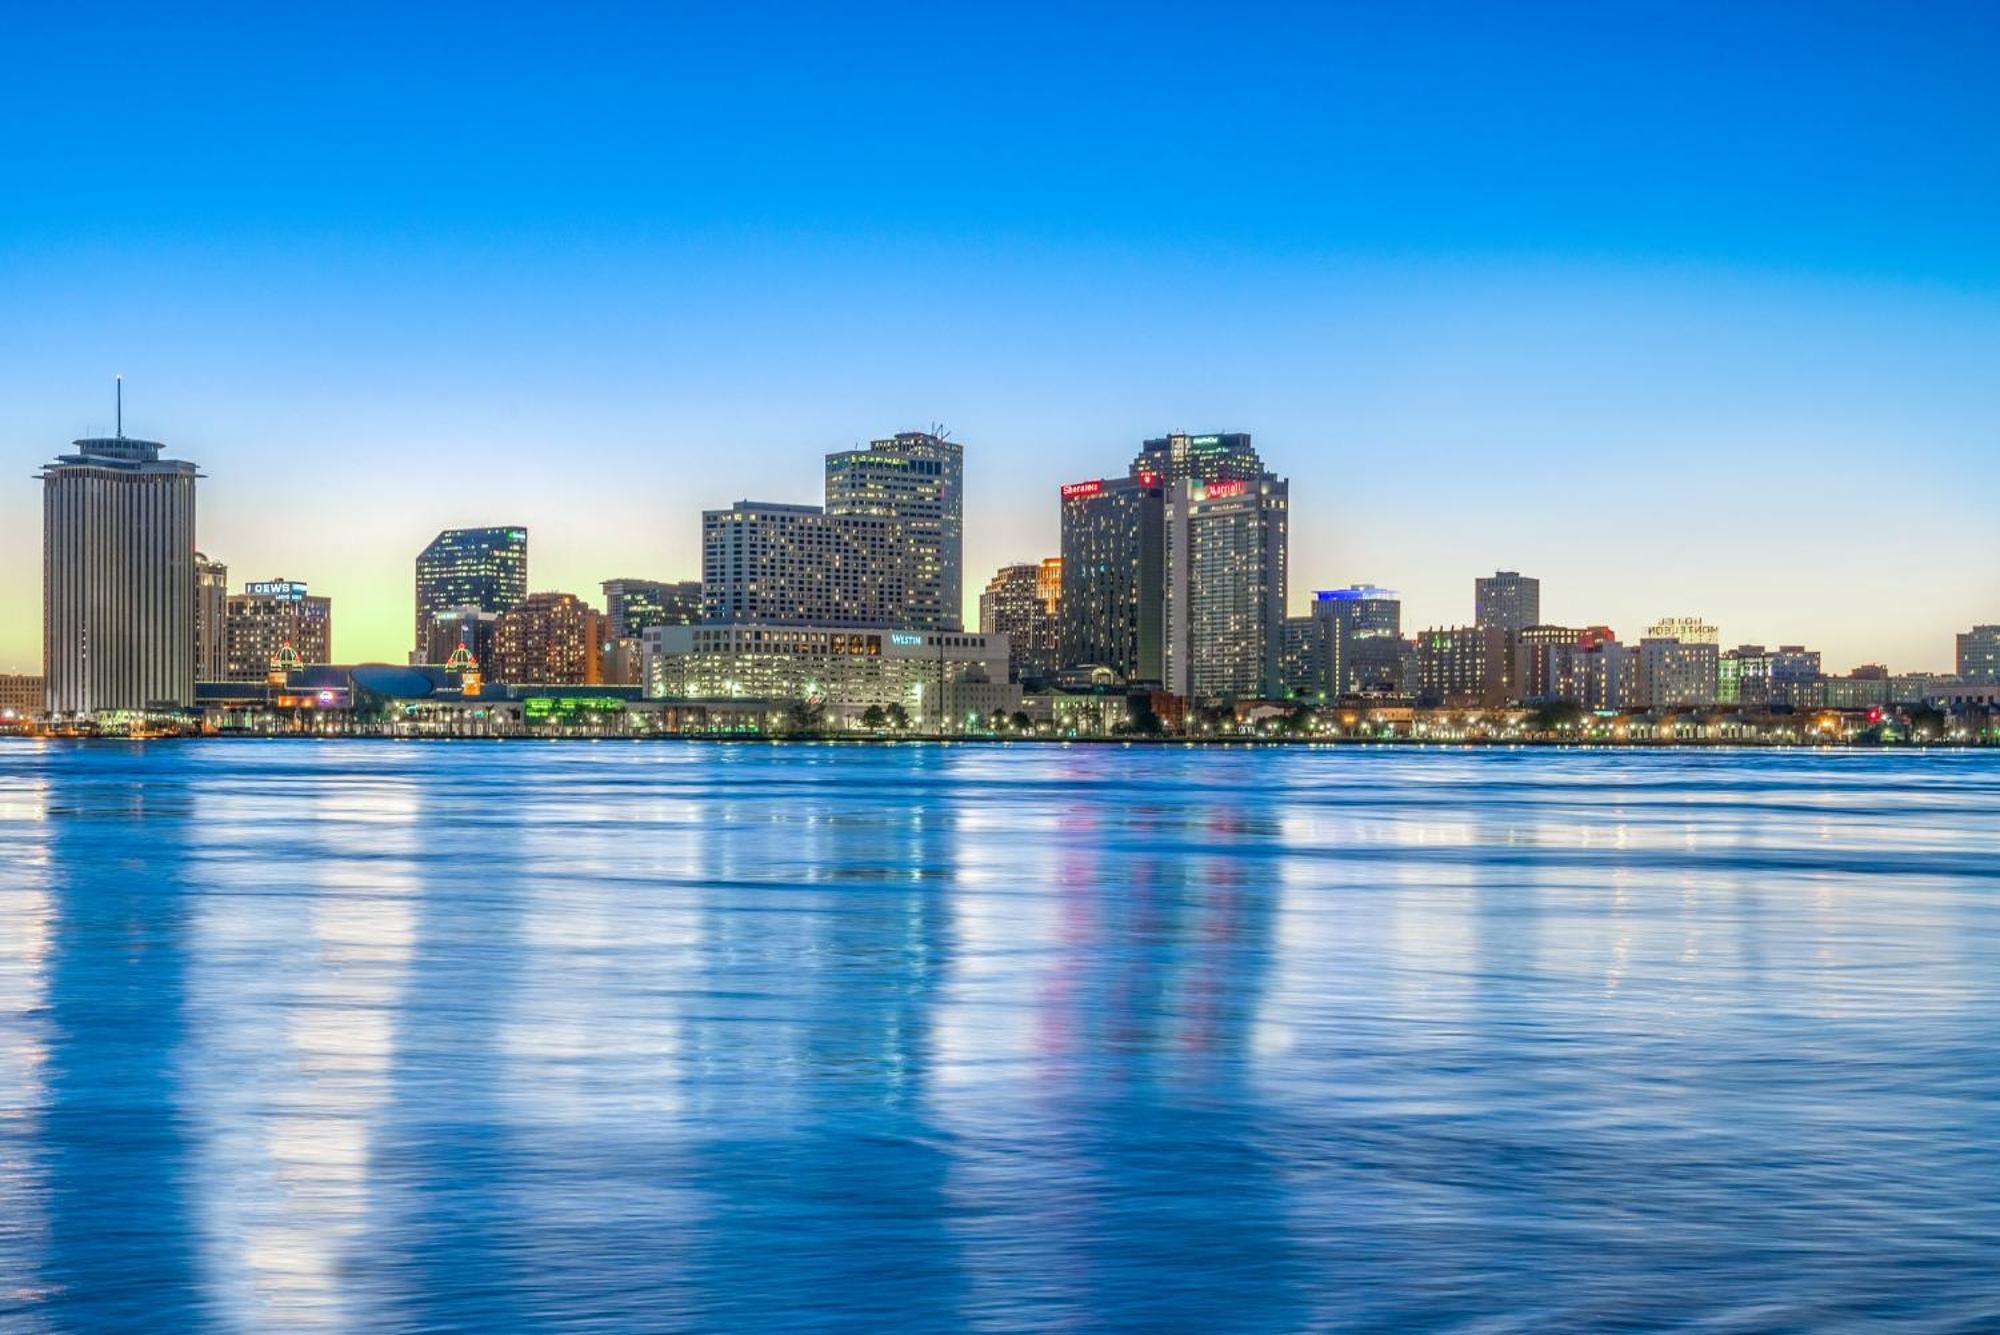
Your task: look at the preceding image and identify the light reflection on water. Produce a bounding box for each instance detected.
[0,741,1996,1330]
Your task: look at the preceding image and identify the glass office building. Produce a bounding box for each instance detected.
[414,526,527,658]
[1058,475,1166,684]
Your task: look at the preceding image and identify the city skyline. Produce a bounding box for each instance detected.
[7,12,2000,1331]
[1,401,1990,678]
[4,6,1998,672]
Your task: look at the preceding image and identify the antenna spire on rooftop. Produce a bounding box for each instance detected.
[115,375,123,438]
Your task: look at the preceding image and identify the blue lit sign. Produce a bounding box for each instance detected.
[890,633,924,646]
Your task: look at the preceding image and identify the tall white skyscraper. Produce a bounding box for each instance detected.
[40,404,200,716]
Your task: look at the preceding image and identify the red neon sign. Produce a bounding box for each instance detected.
[1203,479,1249,499]
[1061,480,1104,499]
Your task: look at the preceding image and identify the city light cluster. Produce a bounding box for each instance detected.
[11,414,1996,741]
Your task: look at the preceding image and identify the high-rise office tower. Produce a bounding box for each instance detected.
[601,578,703,640]
[224,579,334,680]
[414,526,528,656]
[1311,586,1404,697]
[194,552,229,682]
[1474,570,1541,633]
[490,592,605,685]
[824,430,964,630]
[979,563,1060,683]
[1164,475,1289,700]
[40,403,200,716]
[702,502,906,627]
[1958,625,2000,683]
[1058,475,1166,682]
[1130,432,1263,487]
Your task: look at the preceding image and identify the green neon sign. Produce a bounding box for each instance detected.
[523,696,624,720]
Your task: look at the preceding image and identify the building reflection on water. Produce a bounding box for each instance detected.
[0,762,51,1320]
[179,753,421,1328]
[925,762,1304,1328]
[28,746,203,1327]
[0,742,1996,1329]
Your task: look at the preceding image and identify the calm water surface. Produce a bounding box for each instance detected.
[0,741,1995,1331]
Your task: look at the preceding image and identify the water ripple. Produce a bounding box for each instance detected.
[0,741,1995,1330]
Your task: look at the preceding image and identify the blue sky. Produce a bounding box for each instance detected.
[2,1,1996,670]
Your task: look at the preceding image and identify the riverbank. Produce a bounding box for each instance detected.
[6,731,1995,749]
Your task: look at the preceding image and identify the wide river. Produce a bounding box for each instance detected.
[0,741,1995,1330]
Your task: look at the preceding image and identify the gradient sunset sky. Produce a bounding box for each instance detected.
[3,2,1996,674]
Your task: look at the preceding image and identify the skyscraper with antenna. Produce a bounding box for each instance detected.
[39,381,201,715]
